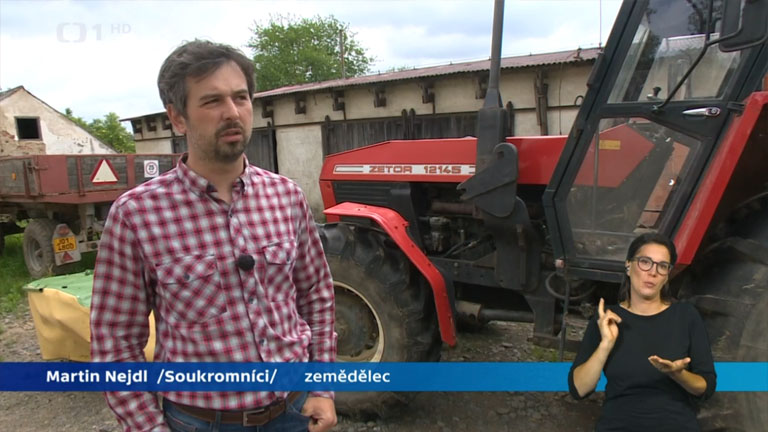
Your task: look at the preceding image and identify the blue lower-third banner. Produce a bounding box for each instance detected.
[0,362,765,392]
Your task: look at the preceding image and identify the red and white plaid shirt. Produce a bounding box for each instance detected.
[90,156,336,432]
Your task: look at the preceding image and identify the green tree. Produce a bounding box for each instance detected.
[64,108,90,130]
[89,113,135,153]
[65,109,135,153]
[247,14,373,92]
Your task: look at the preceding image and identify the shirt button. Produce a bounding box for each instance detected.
[248,298,256,304]
[259,339,266,346]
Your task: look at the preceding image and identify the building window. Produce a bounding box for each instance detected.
[16,117,41,140]
[162,115,172,130]
[147,117,157,132]
[131,119,143,136]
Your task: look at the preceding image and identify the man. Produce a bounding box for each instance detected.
[90,40,337,432]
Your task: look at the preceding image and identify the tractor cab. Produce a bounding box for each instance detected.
[542,0,768,279]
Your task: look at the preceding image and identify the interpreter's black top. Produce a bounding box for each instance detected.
[568,302,716,432]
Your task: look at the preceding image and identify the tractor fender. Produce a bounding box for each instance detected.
[324,202,457,346]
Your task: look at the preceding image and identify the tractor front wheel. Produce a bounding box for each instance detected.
[320,223,441,418]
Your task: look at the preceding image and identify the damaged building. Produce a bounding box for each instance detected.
[0,86,115,157]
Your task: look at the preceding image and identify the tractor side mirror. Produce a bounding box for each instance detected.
[719,0,768,52]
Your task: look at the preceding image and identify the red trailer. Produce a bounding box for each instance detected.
[0,153,180,278]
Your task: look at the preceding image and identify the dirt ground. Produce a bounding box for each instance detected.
[0,303,602,432]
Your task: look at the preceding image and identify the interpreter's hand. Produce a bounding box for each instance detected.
[648,355,691,376]
[302,396,337,432]
[597,298,622,350]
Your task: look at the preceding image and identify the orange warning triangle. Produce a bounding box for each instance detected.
[90,159,119,184]
[61,251,74,263]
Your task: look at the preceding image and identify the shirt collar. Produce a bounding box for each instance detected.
[176,153,252,197]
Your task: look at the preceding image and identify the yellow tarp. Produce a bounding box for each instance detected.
[25,272,156,361]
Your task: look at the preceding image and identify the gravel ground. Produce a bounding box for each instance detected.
[0,302,602,432]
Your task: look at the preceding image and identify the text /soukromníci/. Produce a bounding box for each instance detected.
[157,368,277,385]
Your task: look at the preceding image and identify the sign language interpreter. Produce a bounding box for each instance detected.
[567,233,716,432]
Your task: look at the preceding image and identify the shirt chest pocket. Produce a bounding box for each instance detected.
[263,241,297,265]
[257,240,298,302]
[155,256,227,324]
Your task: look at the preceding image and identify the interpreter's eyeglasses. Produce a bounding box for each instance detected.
[631,256,672,275]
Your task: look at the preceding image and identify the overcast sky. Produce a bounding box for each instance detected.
[0,0,621,124]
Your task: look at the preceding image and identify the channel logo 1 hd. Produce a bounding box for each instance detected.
[56,22,131,43]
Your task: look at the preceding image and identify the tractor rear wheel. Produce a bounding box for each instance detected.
[319,223,441,418]
[684,194,768,432]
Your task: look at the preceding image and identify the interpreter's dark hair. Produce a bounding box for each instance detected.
[618,232,678,306]
[157,40,254,117]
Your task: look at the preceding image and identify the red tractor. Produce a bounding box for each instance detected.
[318,0,768,429]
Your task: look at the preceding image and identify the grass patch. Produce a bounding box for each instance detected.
[529,344,577,362]
[530,345,560,362]
[0,234,33,313]
[0,233,96,313]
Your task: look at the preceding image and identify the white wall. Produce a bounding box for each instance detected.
[275,125,325,219]
[253,64,591,133]
[250,63,594,216]
[135,138,173,154]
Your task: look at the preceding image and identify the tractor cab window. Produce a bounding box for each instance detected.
[556,0,747,263]
[565,117,701,260]
[608,0,741,103]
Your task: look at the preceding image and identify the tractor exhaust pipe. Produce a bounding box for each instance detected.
[458,0,516,218]
[487,0,504,109]
[456,0,542,294]
[474,0,508,174]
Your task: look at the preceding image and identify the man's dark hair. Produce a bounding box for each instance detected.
[157,40,255,117]
[618,232,678,305]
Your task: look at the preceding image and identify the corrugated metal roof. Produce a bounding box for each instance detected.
[659,34,705,53]
[253,47,600,100]
[120,112,166,122]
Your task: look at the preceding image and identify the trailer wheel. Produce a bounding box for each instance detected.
[683,194,768,432]
[320,223,441,418]
[22,219,73,279]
